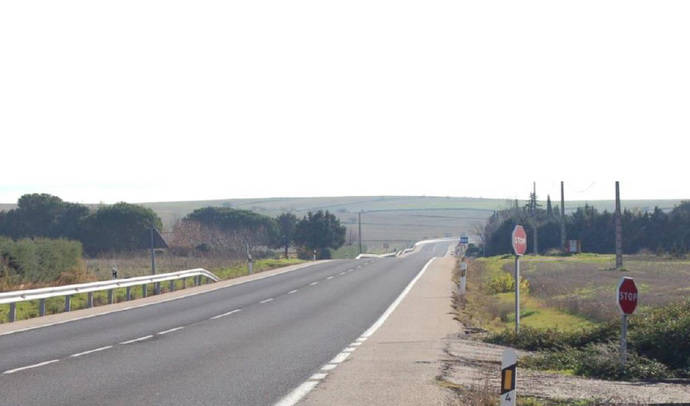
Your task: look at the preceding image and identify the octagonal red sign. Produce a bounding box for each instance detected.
[617,277,638,315]
[512,225,527,256]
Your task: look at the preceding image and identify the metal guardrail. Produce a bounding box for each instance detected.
[0,268,220,323]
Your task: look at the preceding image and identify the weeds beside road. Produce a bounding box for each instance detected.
[444,254,690,404]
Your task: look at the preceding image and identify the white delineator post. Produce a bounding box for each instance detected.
[501,348,517,406]
[459,261,468,294]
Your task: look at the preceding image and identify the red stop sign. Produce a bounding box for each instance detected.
[512,225,527,256]
[617,277,638,315]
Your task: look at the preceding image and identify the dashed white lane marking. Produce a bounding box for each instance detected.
[119,335,153,345]
[330,352,350,364]
[274,256,438,406]
[260,298,274,304]
[309,282,318,286]
[288,289,298,294]
[326,276,334,280]
[210,309,242,320]
[310,373,328,380]
[339,272,346,276]
[70,346,113,358]
[158,326,185,335]
[3,359,59,374]
[0,261,326,338]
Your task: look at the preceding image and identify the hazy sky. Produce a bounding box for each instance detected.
[1,1,688,204]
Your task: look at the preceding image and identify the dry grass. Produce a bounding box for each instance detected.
[513,254,690,322]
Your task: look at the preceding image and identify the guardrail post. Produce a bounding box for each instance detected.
[142,284,147,298]
[154,282,160,295]
[65,295,71,312]
[169,280,174,292]
[108,289,114,304]
[87,292,94,308]
[194,276,200,286]
[9,303,16,322]
[39,299,46,316]
[182,278,187,289]
[126,287,131,301]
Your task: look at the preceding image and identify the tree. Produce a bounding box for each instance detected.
[546,195,553,218]
[274,213,297,258]
[79,202,162,255]
[183,207,278,255]
[294,210,346,259]
[0,194,90,240]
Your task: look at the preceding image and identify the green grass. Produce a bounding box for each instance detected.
[213,258,304,280]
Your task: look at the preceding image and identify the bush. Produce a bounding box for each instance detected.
[523,342,672,380]
[629,299,690,373]
[486,273,529,294]
[0,237,84,285]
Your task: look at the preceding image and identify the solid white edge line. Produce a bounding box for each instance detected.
[310,373,328,381]
[274,256,438,406]
[0,261,328,337]
[70,345,113,358]
[158,326,184,335]
[119,335,153,345]
[3,359,59,374]
[330,352,350,364]
[274,381,319,406]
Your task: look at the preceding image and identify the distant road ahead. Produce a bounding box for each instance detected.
[0,241,450,406]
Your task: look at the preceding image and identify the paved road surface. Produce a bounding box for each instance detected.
[0,241,450,406]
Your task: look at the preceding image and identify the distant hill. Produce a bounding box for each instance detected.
[1,196,683,251]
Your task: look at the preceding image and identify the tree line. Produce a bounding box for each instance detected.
[481,198,690,256]
[0,193,346,259]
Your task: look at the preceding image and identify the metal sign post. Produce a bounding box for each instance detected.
[459,262,468,294]
[501,348,517,406]
[617,277,638,368]
[511,225,527,334]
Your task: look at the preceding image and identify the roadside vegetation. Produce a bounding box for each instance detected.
[0,193,352,323]
[456,254,690,382]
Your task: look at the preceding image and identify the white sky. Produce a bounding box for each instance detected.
[1,1,688,204]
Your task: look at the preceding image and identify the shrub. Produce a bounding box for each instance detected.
[0,237,84,285]
[523,342,672,380]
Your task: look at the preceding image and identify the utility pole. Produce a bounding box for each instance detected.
[532,182,538,255]
[560,181,566,252]
[358,211,363,254]
[150,226,159,295]
[615,181,623,269]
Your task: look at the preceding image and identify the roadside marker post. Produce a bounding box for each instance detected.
[511,225,527,334]
[459,261,468,294]
[501,348,517,406]
[617,277,638,367]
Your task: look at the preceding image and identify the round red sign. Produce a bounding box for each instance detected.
[512,225,527,256]
[617,277,638,315]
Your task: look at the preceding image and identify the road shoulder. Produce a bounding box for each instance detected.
[301,255,459,405]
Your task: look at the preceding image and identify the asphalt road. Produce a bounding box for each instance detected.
[0,241,450,406]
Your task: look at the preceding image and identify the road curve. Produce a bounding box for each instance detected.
[0,241,450,406]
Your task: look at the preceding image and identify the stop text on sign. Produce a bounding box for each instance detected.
[619,292,637,301]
